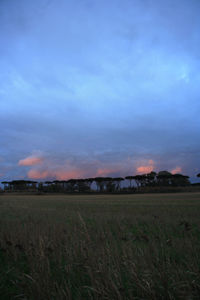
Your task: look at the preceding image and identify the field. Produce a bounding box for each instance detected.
[0,193,200,299]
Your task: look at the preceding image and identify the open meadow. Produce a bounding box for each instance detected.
[0,192,200,299]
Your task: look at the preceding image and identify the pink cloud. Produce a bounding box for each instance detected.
[136,159,155,174]
[18,156,43,166]
[96,167,120,176]
[55,170,84,180]
[27,169,50,179]
[137,166,154,173]
[171,167,182,174]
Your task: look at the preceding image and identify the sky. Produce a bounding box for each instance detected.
[0,0,200,182]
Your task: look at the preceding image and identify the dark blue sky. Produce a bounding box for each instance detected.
[0,0,200,182]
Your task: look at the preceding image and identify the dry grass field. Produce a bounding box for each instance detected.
[0,192,200,299]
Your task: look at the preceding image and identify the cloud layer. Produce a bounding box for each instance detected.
[0,0,200,182]
[18,156,43,166]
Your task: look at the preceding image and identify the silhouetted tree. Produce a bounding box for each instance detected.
[38,182,44,191]
[85,178,94,191]
[146,172,157,186]
[171,174,190,186]
[44,181,53,192]
[1,181,9,190]
[76,179,91,192]
[125,176,135,190]
[94,177,113,192]
[67,179,77,192]
[133,175,141,189]
[99,177,111,192]
[157,171,172,186]
[52,180,63,192]
[113,177,124,191]
[7,180,37,191]
[105,178,116,192]
[94,177,103,192]
[61,180,69,190]
[133,175,147,188]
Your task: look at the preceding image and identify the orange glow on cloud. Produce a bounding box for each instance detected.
[96,168,119,176]
[137,166,154,173]
[27,169,49,179]
[136,159,155,174]
[171,167,182,174]
[19,156,43,166]
[55,170,84,180]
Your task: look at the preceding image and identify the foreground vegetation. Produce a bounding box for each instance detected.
[0,193,200,299]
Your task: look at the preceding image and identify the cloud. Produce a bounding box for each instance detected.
[55,169,84,180]
[18,156,43,166]
[27,167,85,180]
[27,169,49,179]
[0,0,200,184]
[171,166,182,174]
[96,167,120,177]
[136,159,155,174]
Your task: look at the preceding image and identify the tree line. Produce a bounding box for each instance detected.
[1,171,200,193]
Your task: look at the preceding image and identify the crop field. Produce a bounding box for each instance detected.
[0,192,200,299]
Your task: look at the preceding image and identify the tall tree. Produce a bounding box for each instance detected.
[157,171,172,186]
[76,179,91,192]
[94,177,105,192]
[171,174,190,186]
[146,172,157,186]
[1,181,9,190]
[84,178,94,192]
[133,175,141,189]
[125,176,135,190]
[133,175,146,188]
[105,177,116,192]
[67,179,77,192]
[113,177,124,191]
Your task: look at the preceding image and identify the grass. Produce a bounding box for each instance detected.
[0,192,200,299]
